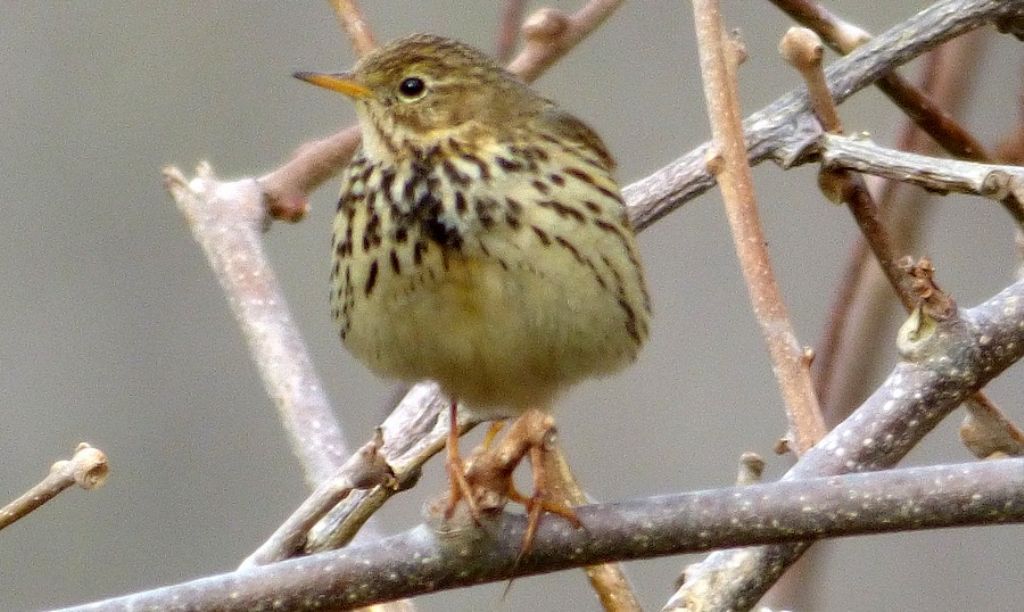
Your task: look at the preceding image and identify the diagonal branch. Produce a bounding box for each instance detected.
[667,266,1024,607]
[625,0,1022,231]
[0,443,108,532]
[59,456,1024,611]
[165,166,350,487]
[691,0,825,451]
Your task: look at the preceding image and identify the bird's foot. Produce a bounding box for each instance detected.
[462,409,583,555]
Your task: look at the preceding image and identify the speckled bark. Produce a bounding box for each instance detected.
[60,457,1024,611]
[669,278,1024,610]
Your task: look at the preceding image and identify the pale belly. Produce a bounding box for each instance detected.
[340,239,640,416]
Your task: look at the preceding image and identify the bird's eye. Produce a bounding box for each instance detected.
[398,76,427,100]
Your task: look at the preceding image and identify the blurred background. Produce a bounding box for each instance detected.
[2,2,1022,610]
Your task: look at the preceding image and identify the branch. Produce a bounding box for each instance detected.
[692,0,825,452]
[327,0,376,56]
[59,457,1024,611]
[768,0,993,163]
[506,0,624,83]
[625,0,1021,231]
[164,166,350,488]
[669,272,1024,608]
[817,133,1024,202]
[495,0,528,63]
[0,443,108,532]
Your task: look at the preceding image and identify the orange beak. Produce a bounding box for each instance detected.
[293,71,372,100]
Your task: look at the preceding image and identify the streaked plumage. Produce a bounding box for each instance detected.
[317,34,650,418]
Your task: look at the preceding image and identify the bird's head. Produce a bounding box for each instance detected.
[295,34,541,157]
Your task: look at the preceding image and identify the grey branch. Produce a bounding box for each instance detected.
[818,132,1024,202]
[624,0,1020,230]
[669,279,1024,606]
[164,165,349,488]
[58,457,1024,611]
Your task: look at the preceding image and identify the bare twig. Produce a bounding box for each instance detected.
[960,393,1024,458]
[817,133,1024,201]
[506,0,624,83]
[327,0,377,57]
[165,166,349,488]
[0,443,108,532]
[812,31,984,419]
[692,0,826,453]
[240,429,398,568]
[768,0,992,162]
[260,126,361,223]
[495,0,528,63]
[304,383,482,553]
[60,457,1024,611]
[543,444,642,612]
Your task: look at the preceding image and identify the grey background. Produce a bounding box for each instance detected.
[2,2,1021,610]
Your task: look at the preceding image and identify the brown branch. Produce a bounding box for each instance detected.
[327,0,377,57]
[59,457,1024,611]
[811,32,982,419]
[506,0,624,83]
[495,0,528,63]
[542,444,642,612]
[691,0,826,453]
[0,443,108,532]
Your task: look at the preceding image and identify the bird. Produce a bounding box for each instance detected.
[296,33,650,539]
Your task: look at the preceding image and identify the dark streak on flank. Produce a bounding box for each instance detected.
[389,249,401,274]
[365,259,379,297]
[617,296,641,344]
[531,179,550,195]
[531,225,551,246]
[495,156,523,172]
[537,199,585,222]
[441,158,470,186]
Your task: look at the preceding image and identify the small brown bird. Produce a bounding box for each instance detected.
[297,34,650,530]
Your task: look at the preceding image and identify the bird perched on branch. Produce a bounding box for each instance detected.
[296,33,650,543]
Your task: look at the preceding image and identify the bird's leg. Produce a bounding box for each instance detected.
[444,400,482,522]
[516,415,582,555]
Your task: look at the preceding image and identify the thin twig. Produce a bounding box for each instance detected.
[240,430,397,568]
[0,443,108,532]
[506,0,625,83]
[960,392,1024,458]
[811,32,982,419]
[59,457,1024,611]
[626,0,1017,231]
[327,0,377,56]
[691,0,826,453]
[768,0,992,162]
[817,133,1024,200]
[543,445,642,612]
[495,0,528,63]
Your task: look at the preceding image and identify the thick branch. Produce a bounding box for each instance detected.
[164,166,349,487]
[669,273,1024,608]
[60,457,1024,611]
